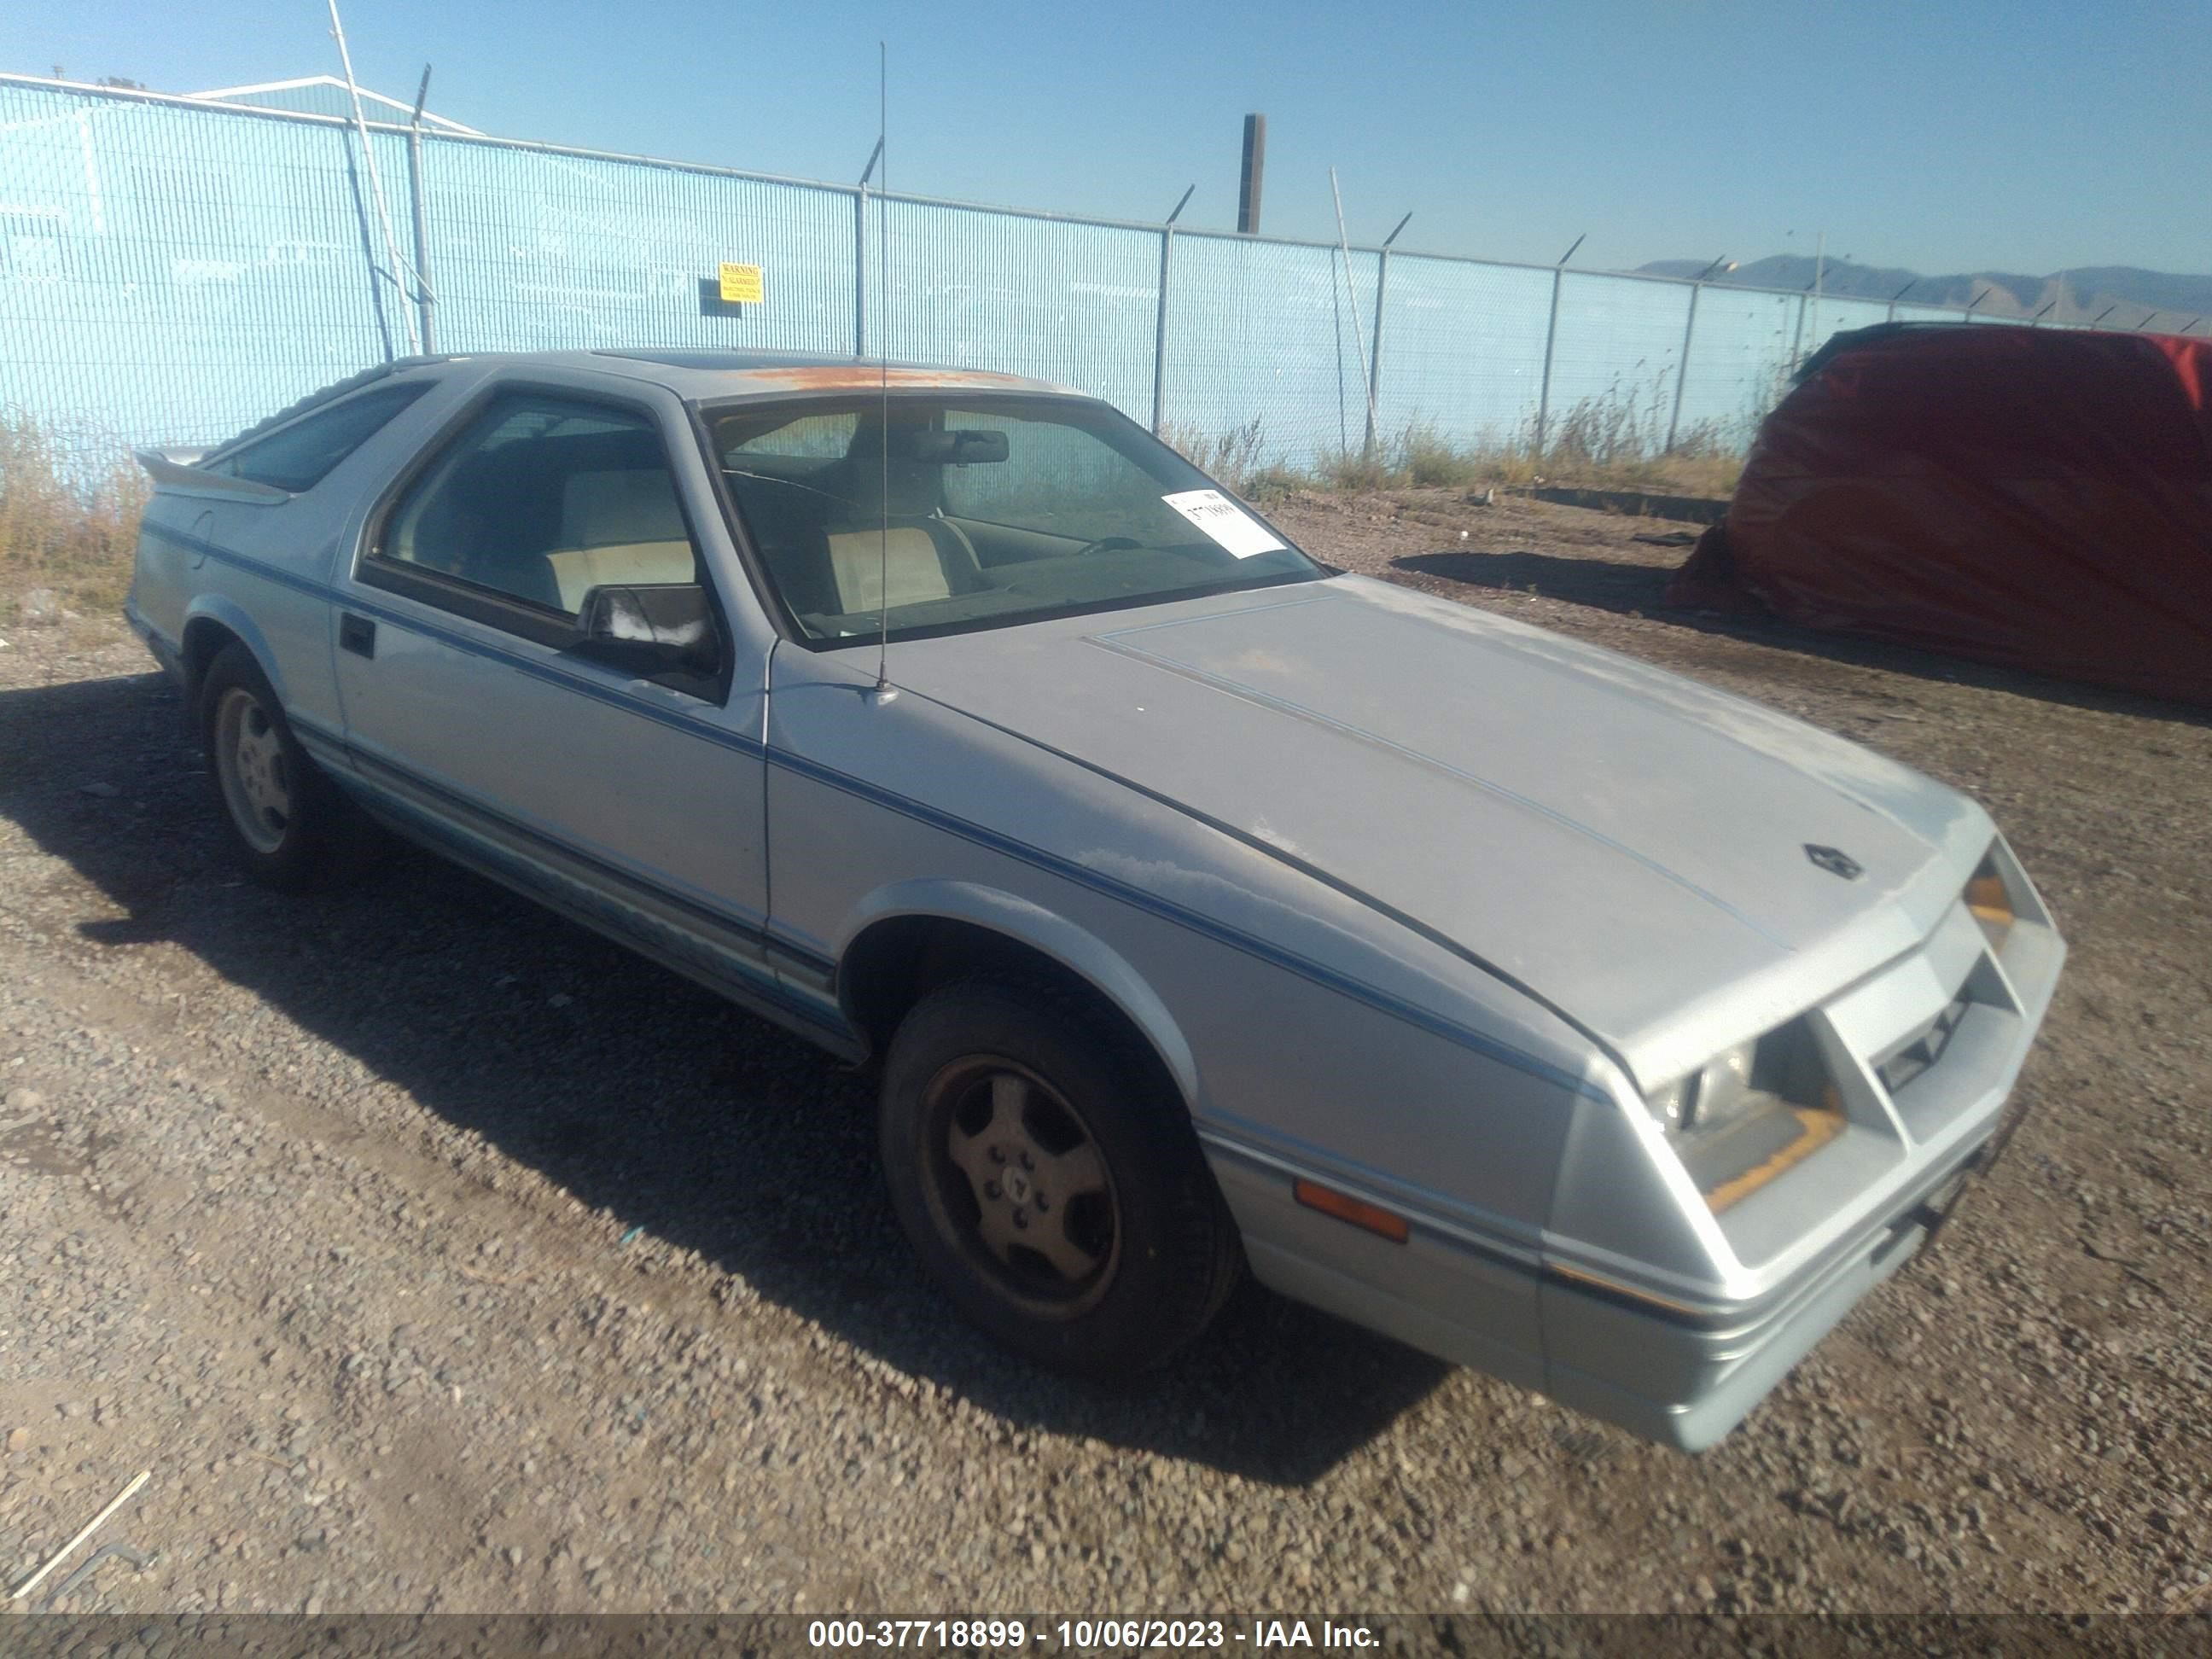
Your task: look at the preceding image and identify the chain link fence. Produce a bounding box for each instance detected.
[3,73,2132,478]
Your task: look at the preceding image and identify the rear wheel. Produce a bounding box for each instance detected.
[198,643,370,891]
[878,977,1243,1375]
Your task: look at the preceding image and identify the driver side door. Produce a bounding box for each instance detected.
[329,377,795,1023]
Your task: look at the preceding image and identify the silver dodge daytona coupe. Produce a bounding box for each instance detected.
[126,350,2063,1449]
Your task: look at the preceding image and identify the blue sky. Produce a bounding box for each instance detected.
[11,1,2209,276]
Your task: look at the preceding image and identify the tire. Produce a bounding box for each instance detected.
[878,976,1243,1375]
[197,643,372,892]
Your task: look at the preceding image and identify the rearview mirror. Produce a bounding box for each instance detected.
[572,584,720,678]
[907,428,1009,465]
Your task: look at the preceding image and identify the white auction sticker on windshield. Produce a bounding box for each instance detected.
[1161,489,1285,558]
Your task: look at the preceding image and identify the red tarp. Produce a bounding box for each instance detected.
[1664,323,2212,704]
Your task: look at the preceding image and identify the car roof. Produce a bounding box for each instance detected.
[400,348,1080,404]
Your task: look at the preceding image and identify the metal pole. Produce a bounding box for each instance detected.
[854,138,882,359]
[2030,300,2054,327]
[1328,169,1377,461]
[328,0,420,356]
[1887,279,1915,323]
[1237,114,1266,235]
[1664,280,1703,453]
[1532,233,1582,457]
[2091,305,2117,328]
[1534,269,1563,457]
[1150,186,1192,435]
[406,64,436,353]
[1365,212,1410,459]
[1150,230,1173,434]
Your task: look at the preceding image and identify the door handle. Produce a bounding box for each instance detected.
[339,614,375,659]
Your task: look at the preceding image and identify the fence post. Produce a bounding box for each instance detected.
[405,123,436,354]
[853,138,883,359]
[1534,268,1563,456]
[853,183,868,358]
[1364,212,1410,462]
[1533,234,1582,457]
[404,67,437,354]
[1151,224,1173,434]
[1150,185,1194,436]
[1364,250,1388,458]
[1663,281,1702,454]
[1789,291,1808,370]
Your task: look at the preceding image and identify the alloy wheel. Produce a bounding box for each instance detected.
[213,686,293,854]
[921,1056,1122,1318]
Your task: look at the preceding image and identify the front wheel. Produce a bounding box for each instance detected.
[878,977,1243,1375]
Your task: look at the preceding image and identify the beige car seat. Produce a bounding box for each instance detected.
[545,469,697,612]
[816,439,984,615]
[825,526,962,612]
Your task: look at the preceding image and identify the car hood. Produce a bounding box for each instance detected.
[886,575,1992,1082]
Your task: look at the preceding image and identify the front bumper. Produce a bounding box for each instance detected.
[1224,1132,1987,1452]
[1219,843,2061,1452]
[1535,854,2062,1450]
[1536,1144,1981,1451]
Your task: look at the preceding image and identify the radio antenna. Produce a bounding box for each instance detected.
[871,39,895,700]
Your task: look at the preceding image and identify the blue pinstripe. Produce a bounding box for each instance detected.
[160,524,1609,1103]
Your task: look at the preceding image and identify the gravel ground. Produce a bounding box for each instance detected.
[1,492,2207,1621]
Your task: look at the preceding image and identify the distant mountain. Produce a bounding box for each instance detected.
[1634,255,2212,329]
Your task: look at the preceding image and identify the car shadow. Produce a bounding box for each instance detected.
[0,667,1452,1487]
[1390,548,2212,729]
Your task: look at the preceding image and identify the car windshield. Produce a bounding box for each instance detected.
[702,395,1324,643]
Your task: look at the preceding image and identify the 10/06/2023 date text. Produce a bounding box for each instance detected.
[806,1618,1380,1650]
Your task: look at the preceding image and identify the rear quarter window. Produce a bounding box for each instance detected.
[201,381,432,494]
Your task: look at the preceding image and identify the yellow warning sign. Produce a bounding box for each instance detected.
[717,263,764,305]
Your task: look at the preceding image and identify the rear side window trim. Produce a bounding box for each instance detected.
[199,381,434,494]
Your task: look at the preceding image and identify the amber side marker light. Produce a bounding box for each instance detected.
[1294,1179,1411,1243]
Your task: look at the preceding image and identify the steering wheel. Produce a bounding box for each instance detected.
[1072,535,1143,558]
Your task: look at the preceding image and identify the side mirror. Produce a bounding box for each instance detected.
[572,583,720,678]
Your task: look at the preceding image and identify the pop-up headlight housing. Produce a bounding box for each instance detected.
[1642,1021,1844,1213]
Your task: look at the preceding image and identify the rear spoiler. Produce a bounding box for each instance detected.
[132,449,291,504]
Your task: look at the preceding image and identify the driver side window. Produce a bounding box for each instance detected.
[375,394,701,621]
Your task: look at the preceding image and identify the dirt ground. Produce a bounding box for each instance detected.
[1,489,2207,1621]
